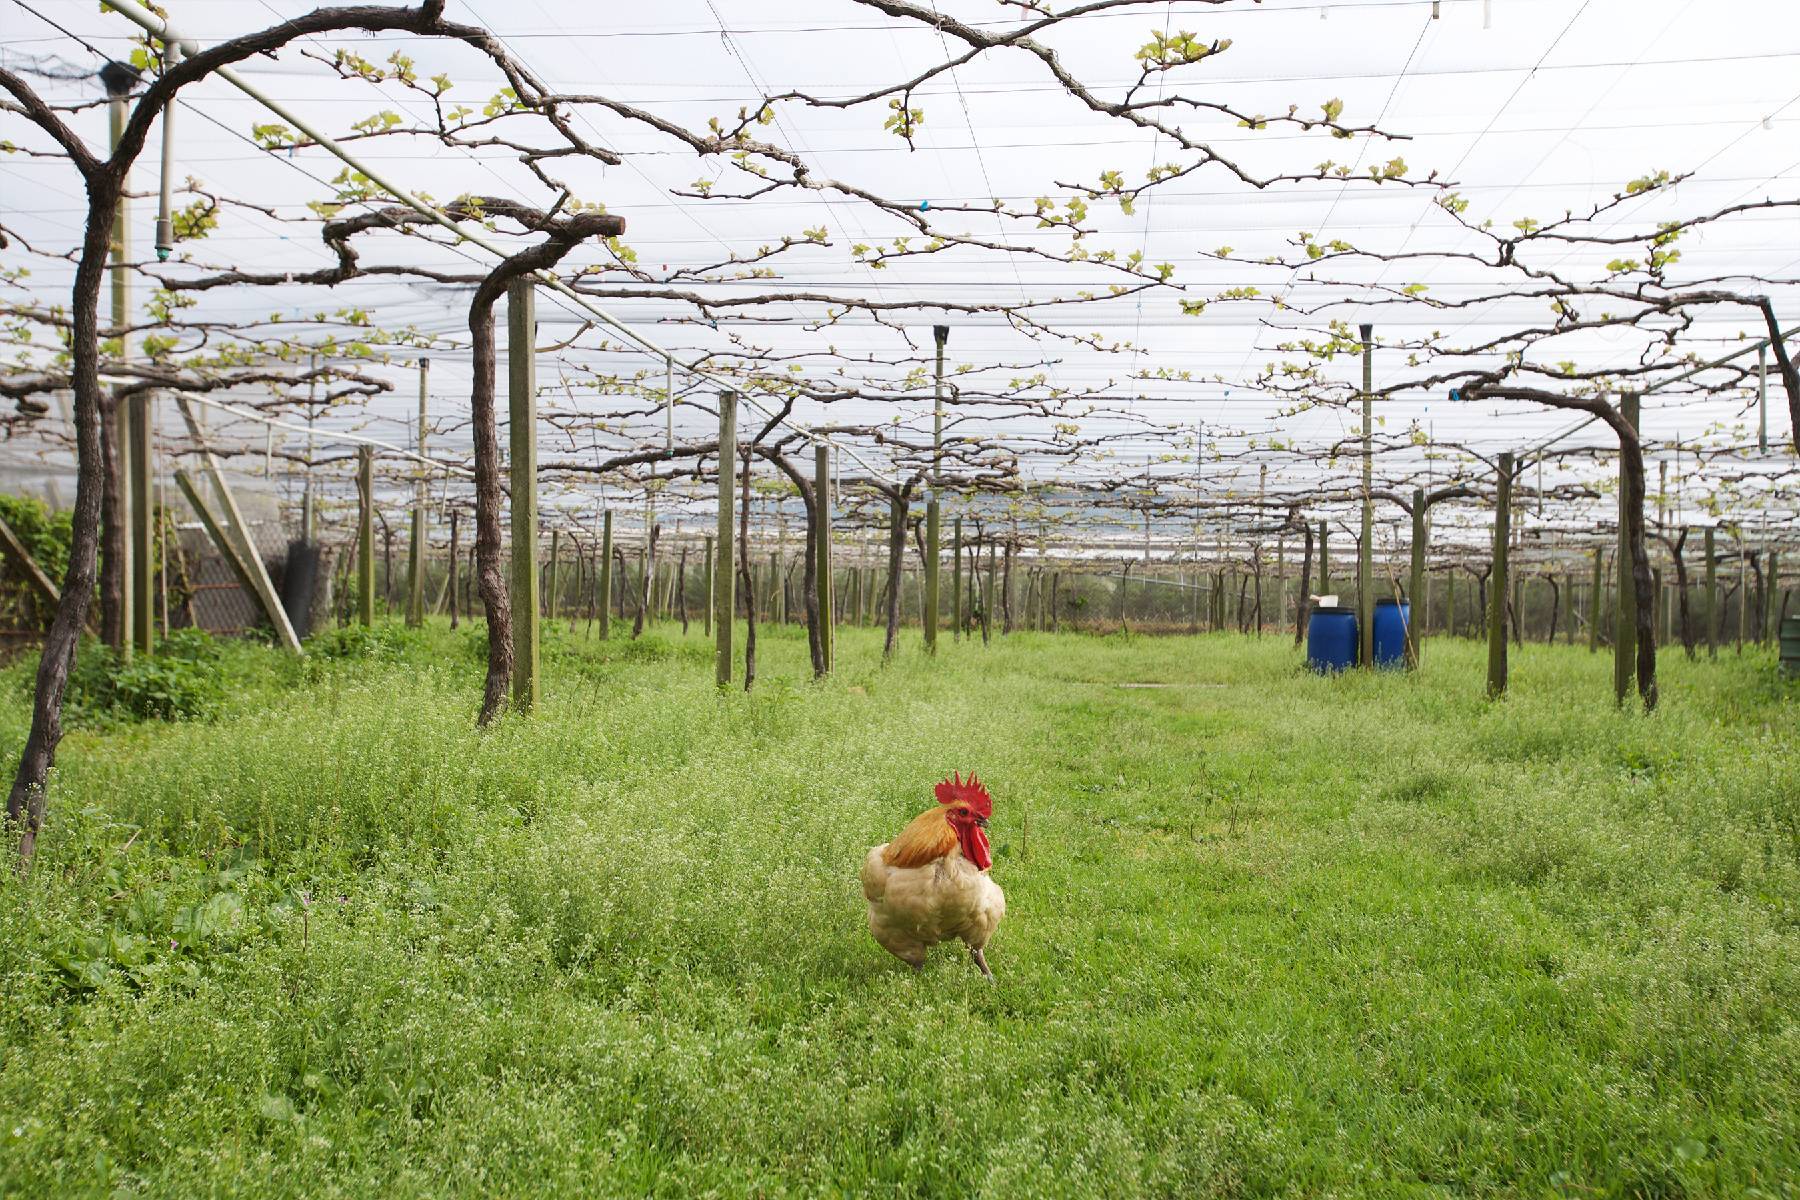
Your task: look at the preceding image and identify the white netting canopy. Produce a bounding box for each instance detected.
[2,0,1795,563]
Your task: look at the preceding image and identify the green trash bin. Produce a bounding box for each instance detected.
[1781,615,1800,679]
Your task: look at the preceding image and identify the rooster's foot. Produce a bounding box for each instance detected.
[970,948,993,979]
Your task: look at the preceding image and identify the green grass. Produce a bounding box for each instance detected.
[1,621,1797,1197]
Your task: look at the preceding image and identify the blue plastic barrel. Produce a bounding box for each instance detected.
[1306,606,1358,673]
[1373,599,1411,668]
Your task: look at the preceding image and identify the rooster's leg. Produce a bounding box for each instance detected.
[969,948,993,979]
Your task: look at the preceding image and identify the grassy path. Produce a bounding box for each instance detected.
[1,626,1796,1196]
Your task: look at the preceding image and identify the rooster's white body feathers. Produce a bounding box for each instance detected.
[861,843,1006,969]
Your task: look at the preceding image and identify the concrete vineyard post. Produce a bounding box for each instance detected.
[1704,526,1717,658]
[1275,532,1285,642]
[105,63,134,660]
[357,445,374,628]
[982,535,995,645]
[448,508,460,630]
[924,324,947,656]
[1358,323,1374,670]
[406,357,428,627]
[1408,486,1425,667]
[1737,531,1748,651]
[952,514,963,641]
[701,531,712,639]
[1318,520,1330,594]
[924,496,940,654]
[600,510,613,640]
[507,280,540,714]
[1768,550,1781,645]
[128,393,153,654]
[1588,547,1603,652]
[1512,571,1522,647]
[814,442,834,674]
[1614,393,1639,704]
[547,528,560,623]
[714,392,737,688]
[1488,452,1512,698]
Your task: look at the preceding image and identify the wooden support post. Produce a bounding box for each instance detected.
[507,280,539,713]
[1408,486,1425,667]
[406,358,428,627]
[357,446,374,628]
[1488,452,1512,699]
[1446,569,1456,639]
[128,393,153,654]
[1704,526,1717,659]
[1614,392,1639,704]
[600,510,614,640]
[714,393,737,687]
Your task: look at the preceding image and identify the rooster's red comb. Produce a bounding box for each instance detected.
[934,771,992,818]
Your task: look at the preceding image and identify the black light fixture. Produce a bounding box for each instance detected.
[97,60,139,100]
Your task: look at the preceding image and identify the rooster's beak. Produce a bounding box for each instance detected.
[975,814,988,828]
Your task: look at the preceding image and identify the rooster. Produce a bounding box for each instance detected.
[861,773,1007,977]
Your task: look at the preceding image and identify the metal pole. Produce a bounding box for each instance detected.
[1758,344,1769,453]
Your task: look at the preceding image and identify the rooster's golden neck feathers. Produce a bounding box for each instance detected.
[883,805,959,868]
